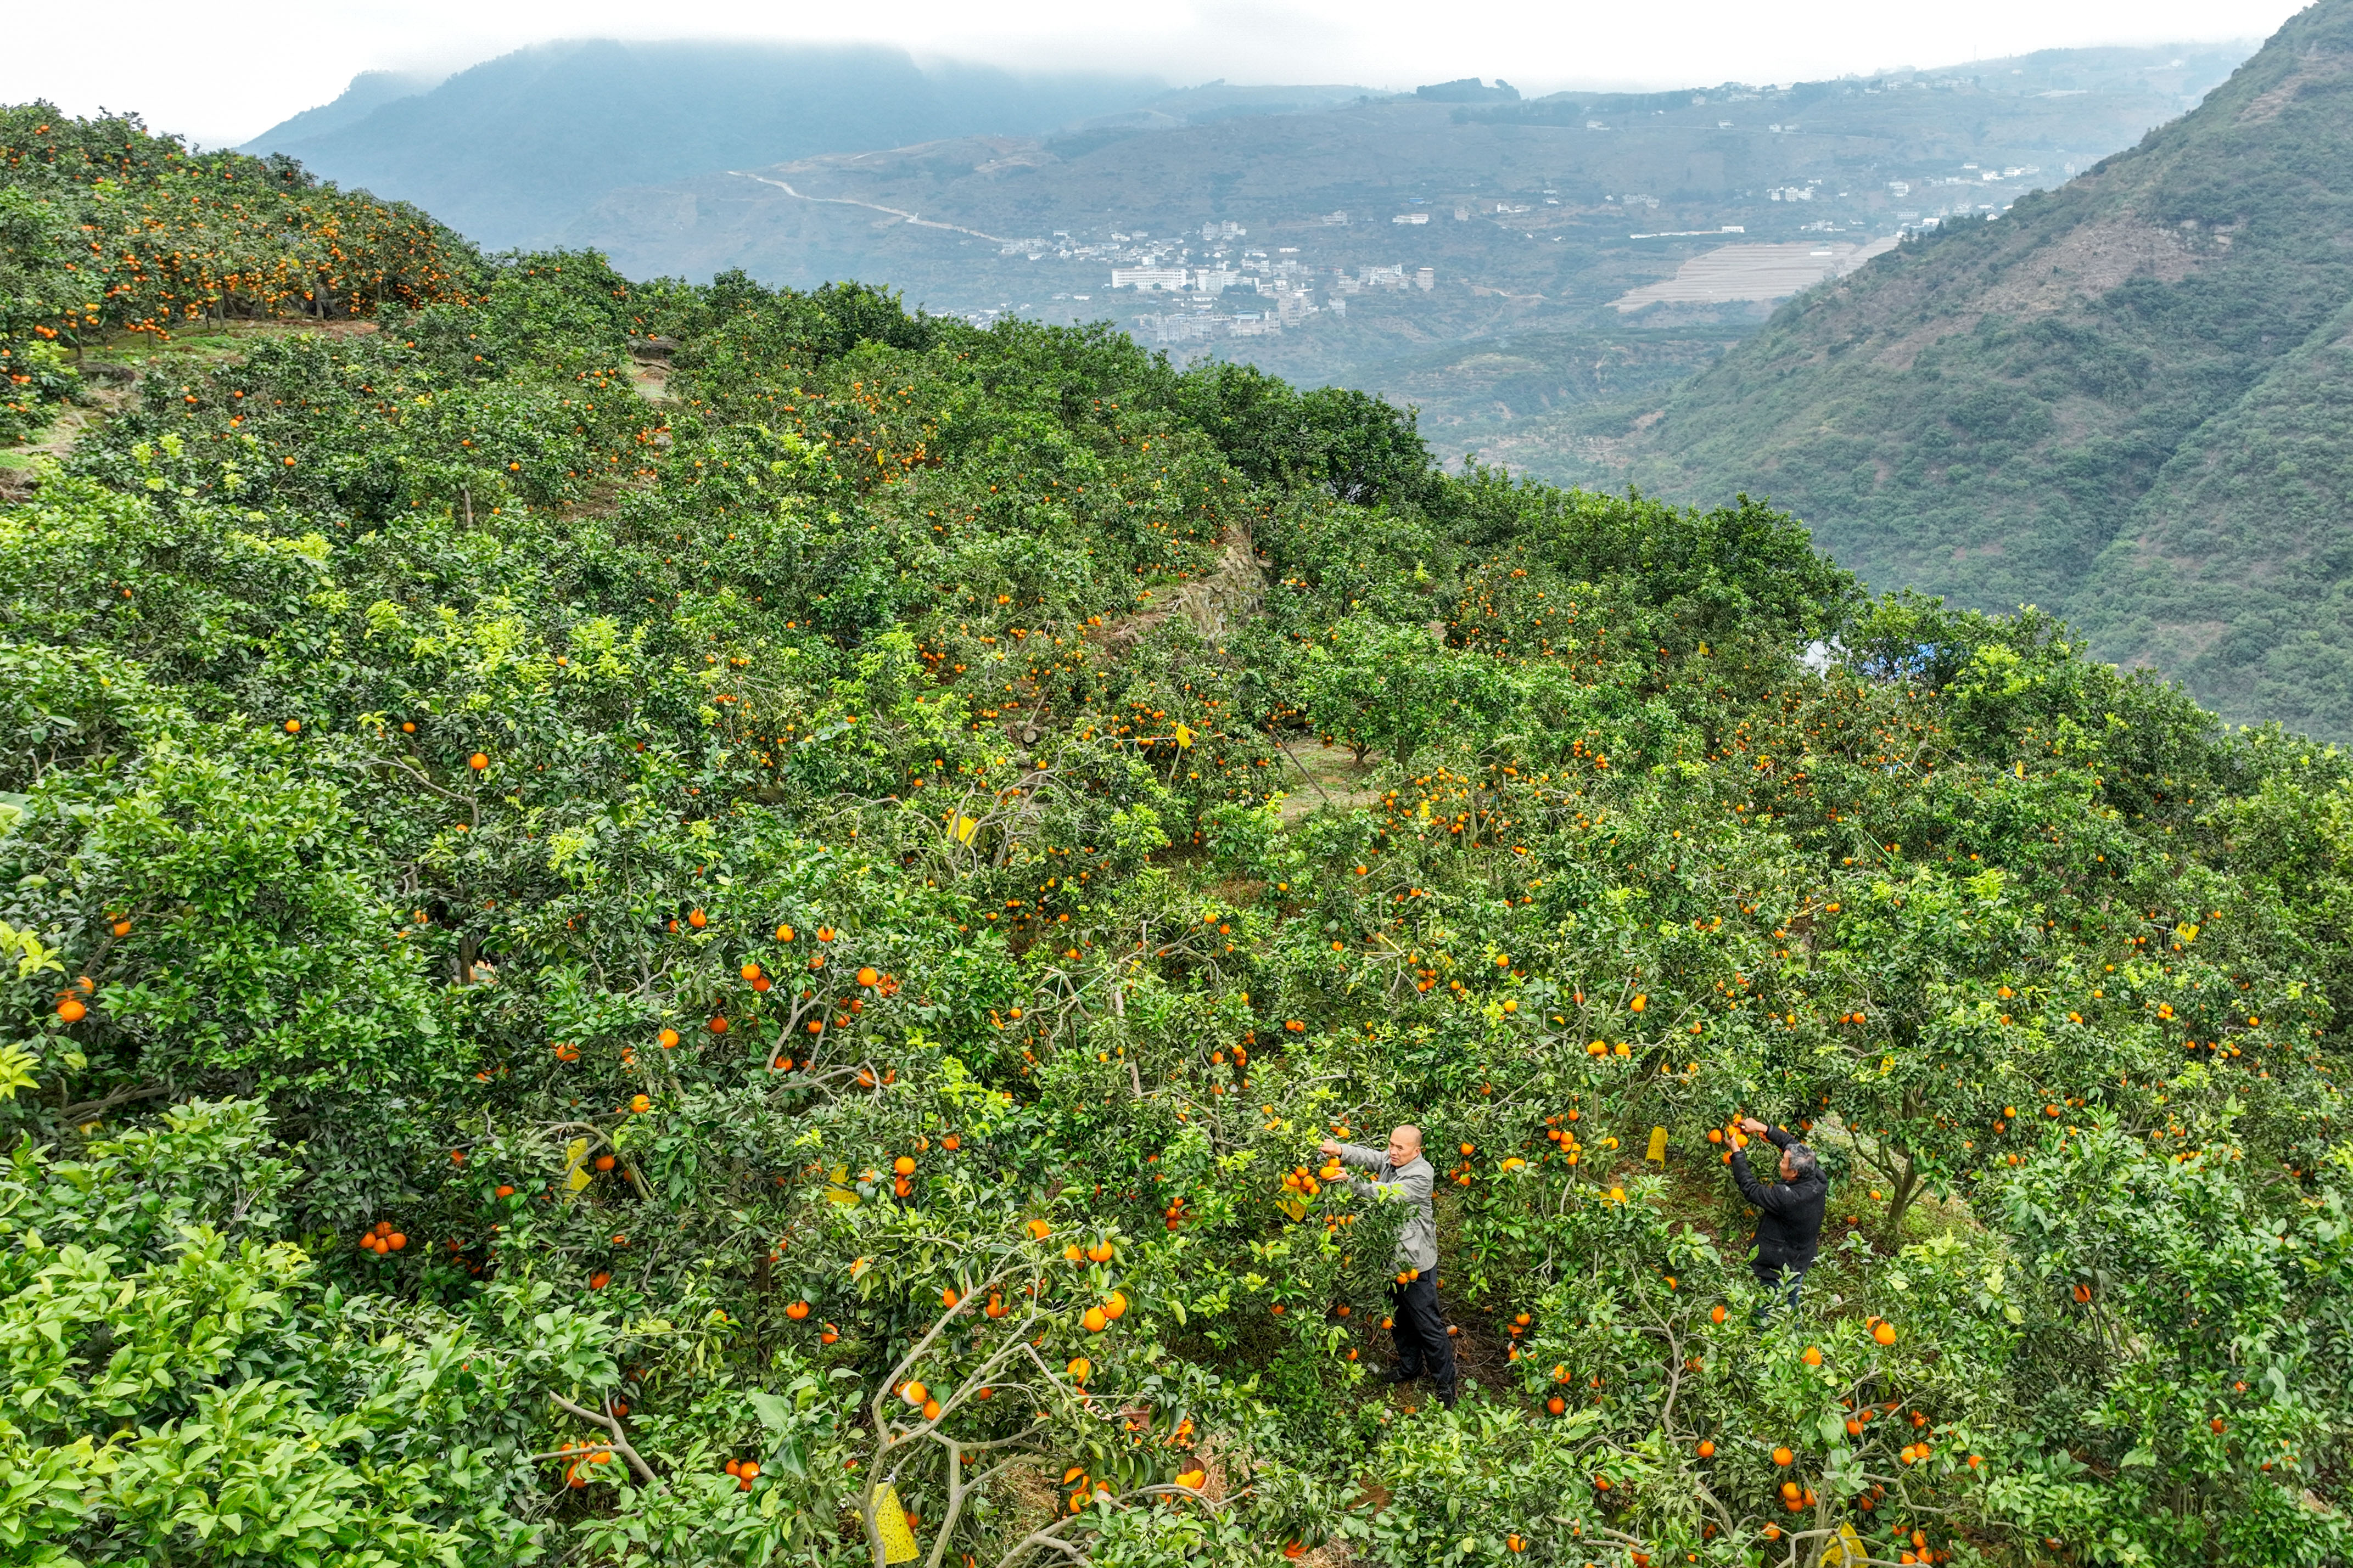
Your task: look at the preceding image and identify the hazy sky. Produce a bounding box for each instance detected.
[2,0,2304,147]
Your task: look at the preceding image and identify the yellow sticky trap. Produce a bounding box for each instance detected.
[951,813,979,845]
[1646,1126,1667,1164]
[563,1137,592,1194]
[823,1164,859,1206]
[1174,724,1193,750]
[1821,1522,1865,1568]
[871,1483,920,1563]
[1276,1196,1308,1222]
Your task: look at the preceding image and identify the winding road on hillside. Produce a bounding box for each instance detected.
[727,171,1012,244]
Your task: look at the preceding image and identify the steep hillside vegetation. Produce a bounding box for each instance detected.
[1612,0,2353,735]
[0,106,477,445]
[2,103,2350,1568]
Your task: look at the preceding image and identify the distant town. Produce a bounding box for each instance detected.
[941,154,2055,342]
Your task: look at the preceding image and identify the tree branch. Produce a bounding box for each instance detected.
[548,1391,661,1489]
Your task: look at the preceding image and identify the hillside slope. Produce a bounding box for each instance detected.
[4,100,2350,1568]
[1613,0,2353,733]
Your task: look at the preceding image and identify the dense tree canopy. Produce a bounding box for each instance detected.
[1,105,2348,1568]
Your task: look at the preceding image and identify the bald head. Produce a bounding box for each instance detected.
[1388,1125,1424,1166]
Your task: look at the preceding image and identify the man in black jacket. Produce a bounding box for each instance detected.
[1729,1116,1827,1317]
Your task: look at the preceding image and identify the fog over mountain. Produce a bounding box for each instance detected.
[243,41,1173,248]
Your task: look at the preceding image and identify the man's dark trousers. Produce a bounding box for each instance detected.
[1390,1275,1458,1404]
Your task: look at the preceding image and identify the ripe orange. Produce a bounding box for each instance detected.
[785,1300,810,1320]
[1802,1346,1822,1367]
[658,1029,680,1049]
[56,998,86,1024]
[858,966,880,987]
[1696,1440,1715,1458]
[1874,1322,1898,1346]
[741,962,762,981]
[468,752,489,771]
[738,1460,759,1481]
[709,1016,728,1035]
[1547,1395,1566,1415]
[902,1380,928,1406]
[594,1154,616,1172]
[1067,1357,1091,1382]
[687,909,708,929]
[1773,1447,1794,1466]
[1105,1290,1129,1320]
[1083,1307,1108,1333]
[893,1155,917,1176]
[284,719,300,733]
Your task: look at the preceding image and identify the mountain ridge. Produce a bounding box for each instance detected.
[242,41,1168,248]
[1599,0,2353,735]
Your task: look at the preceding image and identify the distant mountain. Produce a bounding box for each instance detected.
[243,41,1166,248]
[556,41,2243,441]
[242,70,441,148]
[1595,2,2353,736]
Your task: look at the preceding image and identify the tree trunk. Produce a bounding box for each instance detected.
[1881,1151,1921,1250]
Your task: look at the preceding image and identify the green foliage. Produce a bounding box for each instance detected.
[0,103,484,443]
[0,103,2348,1568]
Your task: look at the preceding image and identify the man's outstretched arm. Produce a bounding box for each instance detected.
[1323,1140,1394,1199]
[1741,1114,1807,1213]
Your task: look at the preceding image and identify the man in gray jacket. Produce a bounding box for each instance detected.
[1320,1124,1456,1409]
